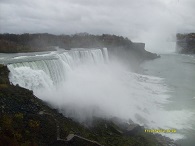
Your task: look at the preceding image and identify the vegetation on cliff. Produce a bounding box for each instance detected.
[0,65,178,146]
[0,33,135,51]
[176,33,195,54]
[0,33,159,59]
[0,33,159,71]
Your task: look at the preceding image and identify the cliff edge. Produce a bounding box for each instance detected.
[0,33,159,68]
[176,33,195,54]
[0,65,178,146]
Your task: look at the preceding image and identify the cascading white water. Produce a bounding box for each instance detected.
[8,48,105,88]
[7,48,193,140]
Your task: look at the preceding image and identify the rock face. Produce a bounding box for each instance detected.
[176,33,195,54]
[0,65,179,146]
[0,64,9,85]
[50,134,104,146]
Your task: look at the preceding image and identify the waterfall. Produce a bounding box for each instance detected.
[8,48,108,90]
[102,48,109,63]
[6,47,192,141]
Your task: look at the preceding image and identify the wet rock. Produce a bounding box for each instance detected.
[0,65,178,146]
[154,134,180,146]
[176,33,195,54]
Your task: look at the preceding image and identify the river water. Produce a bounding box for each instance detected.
[0,50,194,146]
[142,53,195,146]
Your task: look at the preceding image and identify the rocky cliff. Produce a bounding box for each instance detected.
[0,65,178,146]
[176,33,195,54]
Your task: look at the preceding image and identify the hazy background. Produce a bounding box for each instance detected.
[0,0,195,53]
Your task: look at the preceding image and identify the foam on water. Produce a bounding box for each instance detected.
[7,48,193,140]
[8,66,54,90]
[13,56,29,59]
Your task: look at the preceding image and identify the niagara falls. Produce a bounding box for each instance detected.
[0,0,195,146]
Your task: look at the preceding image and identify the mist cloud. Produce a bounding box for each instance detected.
[0,0,195,52]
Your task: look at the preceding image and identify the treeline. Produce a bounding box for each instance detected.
[0,33,159,70]
[0,33,133,53]
[176,33,195,54]
[176,33,195,40]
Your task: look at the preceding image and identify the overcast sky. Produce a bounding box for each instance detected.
[0,0,194,52]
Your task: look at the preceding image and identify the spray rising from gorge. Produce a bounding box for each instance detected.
[7,48,193,140]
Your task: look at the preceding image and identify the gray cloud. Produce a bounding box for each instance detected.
[0,0,195,52]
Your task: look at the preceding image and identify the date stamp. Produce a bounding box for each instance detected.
[144,129,176,133]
